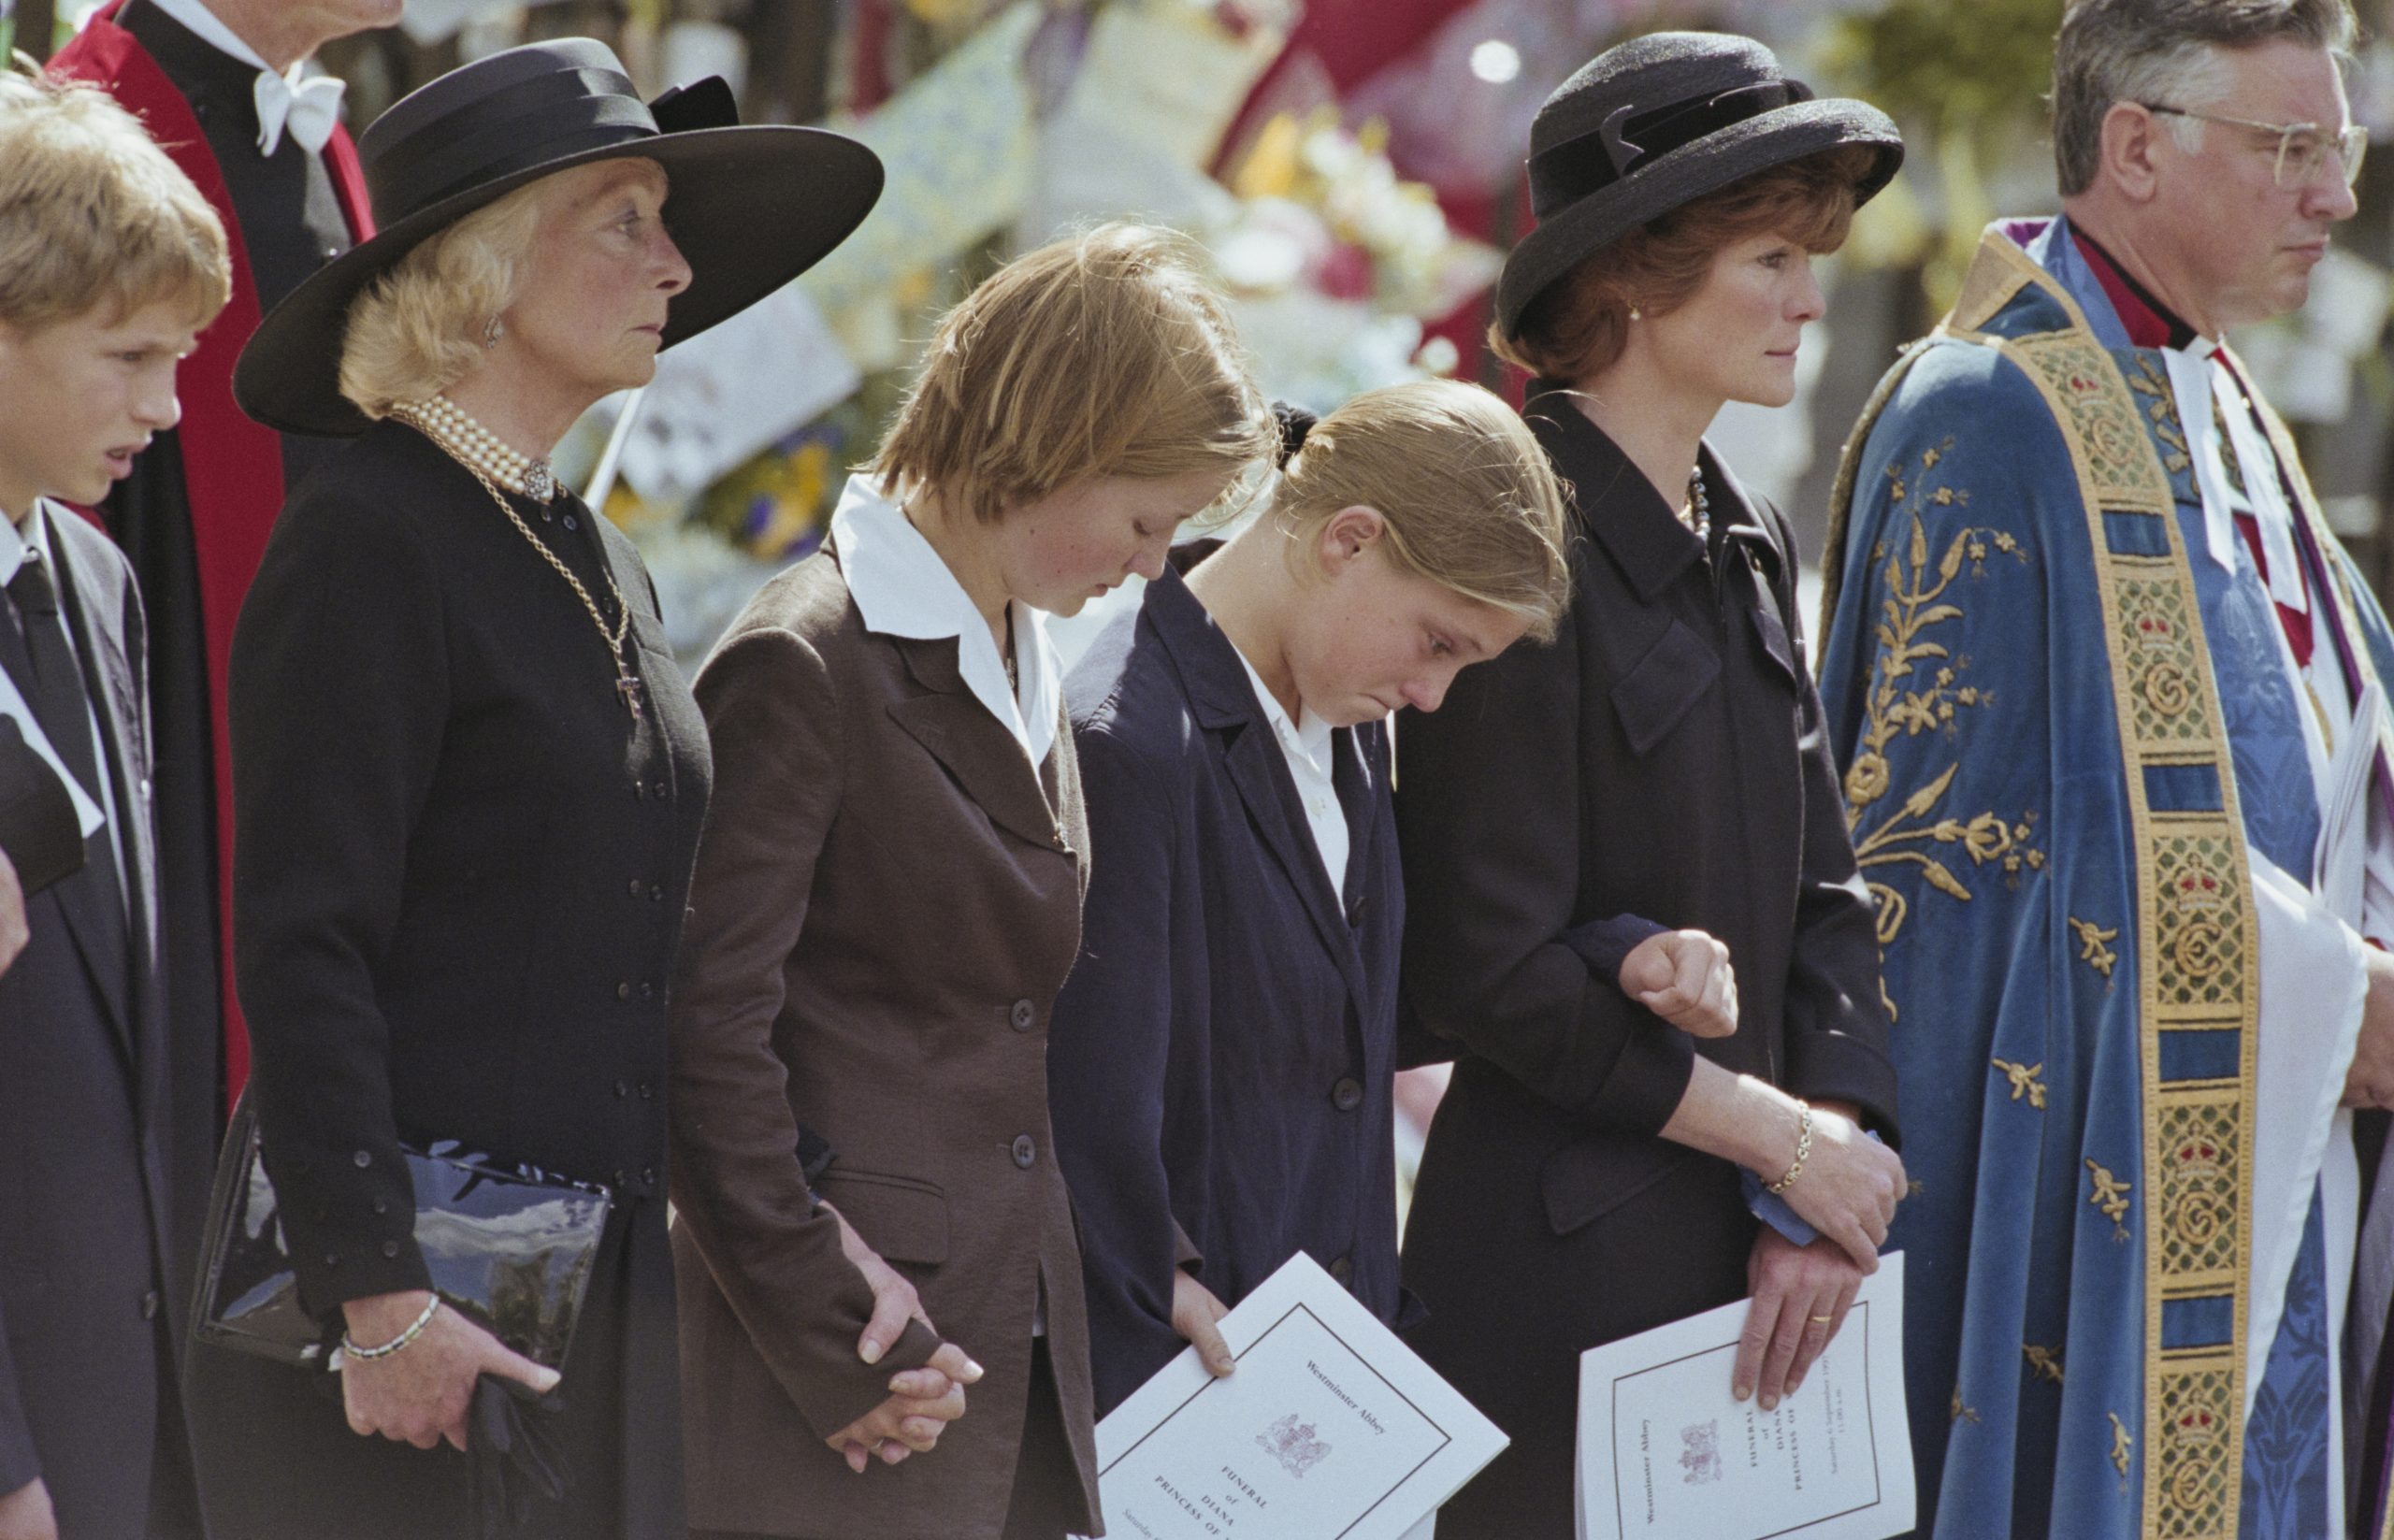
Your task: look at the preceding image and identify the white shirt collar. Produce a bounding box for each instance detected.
[0,502,57,590]
[1230,649,1334,768]
[829,473,1059,768]
[142,0,272,71]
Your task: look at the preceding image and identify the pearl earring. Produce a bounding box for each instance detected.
[483,315,505,350]
[1628,306,1643,321]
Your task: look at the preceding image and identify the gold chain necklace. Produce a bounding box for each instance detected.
[391,401,645,719]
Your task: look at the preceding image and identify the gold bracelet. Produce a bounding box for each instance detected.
[341,1294,441,1362]
[1766,1101,1814,1195]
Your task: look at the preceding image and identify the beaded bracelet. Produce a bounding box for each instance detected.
[1765,1101,1814,1195]
[342,1293,441,1362]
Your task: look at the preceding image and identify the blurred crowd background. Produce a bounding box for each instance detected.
[10,0,2394,655]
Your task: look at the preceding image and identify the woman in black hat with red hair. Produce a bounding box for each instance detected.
[1392,32,1911,1537]
[183,38,892,1538]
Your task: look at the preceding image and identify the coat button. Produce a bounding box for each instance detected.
[641,1167,656,1187]
[1011,1135,1037,1169]
[653,781,669,799]
[616,981,631,1000]
[140,1289,161,1320]
[614,1080,629,1098]
[382,1240,400,1259]
[1010,1000,1036,1031]
[1331,1077,1364,1112]
[650,885,665,902]
[613,1170,628,1188]
[640,981,655,1000]
[372,1197,389,1216]
[628,879,644,897]
[353,1149,372,1168]
[1330,1255,1353,1286]
[638,1081,654,1100]
[634,783,646,800]
[324,1253,339,1267]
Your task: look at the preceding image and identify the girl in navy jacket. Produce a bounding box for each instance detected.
[1049,379,1740,1416]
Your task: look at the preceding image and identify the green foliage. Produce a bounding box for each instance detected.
[1822,0,2064,136]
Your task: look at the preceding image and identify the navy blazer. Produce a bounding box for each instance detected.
[1049,559,1409,1417]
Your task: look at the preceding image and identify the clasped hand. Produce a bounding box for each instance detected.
[825,1202,981,1473]
[1621,928,1738,1039]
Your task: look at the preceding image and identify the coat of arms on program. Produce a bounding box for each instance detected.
[1256,1413,1332,1478]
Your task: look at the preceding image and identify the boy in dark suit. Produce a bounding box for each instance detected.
[0,62,229,1540]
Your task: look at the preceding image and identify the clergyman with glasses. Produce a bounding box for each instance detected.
[1813,0,2394,1534]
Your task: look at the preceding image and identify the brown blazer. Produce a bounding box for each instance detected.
[669,546,1098,1539]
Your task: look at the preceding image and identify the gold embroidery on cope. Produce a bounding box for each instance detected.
[1839,447,2039,1023]
[1997,310,2256,1540]
[2071,916,2121,977]
[2086,1158,2134,1234]
[1993,1058,2048,1109]
[1952,1389,1982,1424]
[2025,1344,2066,1384]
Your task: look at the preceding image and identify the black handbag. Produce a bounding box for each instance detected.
[191,1092,612,1372]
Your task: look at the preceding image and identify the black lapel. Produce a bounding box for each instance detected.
[1146,566,1368,1005]
[1336,722,1380,921]
[23,516,136,1047]
[885,634,1071,856]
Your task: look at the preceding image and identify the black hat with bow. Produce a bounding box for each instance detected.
[237,38,883,437]
[1493,32,1902,339]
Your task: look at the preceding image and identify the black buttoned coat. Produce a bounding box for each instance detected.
[187,421,709,1539]
[1048,559,1410,1419]
[1394,395,1897,1539]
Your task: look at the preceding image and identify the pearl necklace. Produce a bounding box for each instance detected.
[389,394,558,502]
[1682,464,1711,541]
[388,398,645,719]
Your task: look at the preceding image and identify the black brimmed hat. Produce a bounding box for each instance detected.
[236,38,884,437]
[1493,31,1902,339]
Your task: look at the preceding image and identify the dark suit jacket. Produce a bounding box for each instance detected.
[1394,396,1898,1539]
[1049,559,1411,1418]
[197,423,709,1540]
[0,502,176,1538]
[670,545,1099,1540]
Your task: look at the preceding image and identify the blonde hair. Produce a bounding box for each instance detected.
[338,178,551,418]
[1271,380,1572,642]
[0,64,230,332]
[868,223,1276,523]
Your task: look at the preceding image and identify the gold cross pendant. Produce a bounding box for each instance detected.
[617,672,645,720]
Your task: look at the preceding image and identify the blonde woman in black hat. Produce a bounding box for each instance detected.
[183,39,895,1539]
[1392,32,1911,1537]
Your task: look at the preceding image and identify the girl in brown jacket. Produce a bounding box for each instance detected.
[670,223,1273,1540]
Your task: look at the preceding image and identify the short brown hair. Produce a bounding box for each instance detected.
[1494,145,1878,384]
[868,223,1275,523]
[1271,380,1572,642]
[0,64,230,332]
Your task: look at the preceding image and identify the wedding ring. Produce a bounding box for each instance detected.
[1809,1315,1835,1324]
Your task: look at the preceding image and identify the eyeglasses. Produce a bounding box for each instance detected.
[2140,103,2368,189]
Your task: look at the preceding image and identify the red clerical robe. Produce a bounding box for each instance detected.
[48,4,373,1111]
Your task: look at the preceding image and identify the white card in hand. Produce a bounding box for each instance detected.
[1577,1252,1913,1540]
[1079,1252,1505,1540]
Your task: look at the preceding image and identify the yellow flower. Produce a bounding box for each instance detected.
[1846,752,1892,808]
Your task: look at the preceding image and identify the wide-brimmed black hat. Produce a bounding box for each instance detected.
[1493,32,1902,339]
[237,38,884,437]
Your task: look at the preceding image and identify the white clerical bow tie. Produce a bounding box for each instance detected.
[253,67,345,157]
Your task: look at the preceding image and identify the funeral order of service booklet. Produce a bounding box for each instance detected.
[1577,1251,1914,1540]
[1079,1252,1507,1540]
